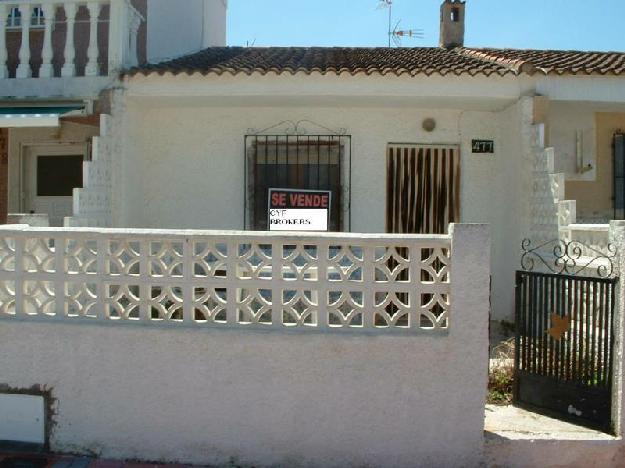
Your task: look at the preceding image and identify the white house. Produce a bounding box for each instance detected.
[0,0,227,225]
[3,3,625,465]
[3,0,625,323]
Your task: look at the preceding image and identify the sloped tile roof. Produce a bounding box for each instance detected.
[459,48,625,75]
[125,46,625,78]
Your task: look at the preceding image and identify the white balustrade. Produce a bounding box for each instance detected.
[0,226,453,332]
[85,1,101,76]
[60,2,76,77]
[15,2,31,78]
[39,3,55,77]
[0,0,144,79]
[127,5,140,68]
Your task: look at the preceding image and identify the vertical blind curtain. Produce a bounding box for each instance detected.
[386,144,460,234]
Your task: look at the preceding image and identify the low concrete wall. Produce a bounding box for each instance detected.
[485,436,625,467]
[1,322,485,467]
[0,224,491,467]
[6,214,49,227]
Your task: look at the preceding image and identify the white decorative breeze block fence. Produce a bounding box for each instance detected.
[0,0,143,79]
[0,225,452,332]
[0,224,489,467]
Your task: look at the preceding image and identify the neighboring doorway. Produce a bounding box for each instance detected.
[386,144,461,234]
[23,147,84,226]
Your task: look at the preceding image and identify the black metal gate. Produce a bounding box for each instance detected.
[514,240,619,432]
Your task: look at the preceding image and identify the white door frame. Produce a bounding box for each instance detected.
[22,143,87,225]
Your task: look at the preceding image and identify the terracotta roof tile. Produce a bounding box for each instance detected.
[125,47,513,77]
[460,48,625,76]
[125,46,625,78]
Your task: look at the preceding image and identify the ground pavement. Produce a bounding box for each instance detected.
[0,452,200,468]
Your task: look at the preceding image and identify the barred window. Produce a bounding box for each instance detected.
[245,135,351,231]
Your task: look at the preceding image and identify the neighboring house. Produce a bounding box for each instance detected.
[0,0,227,225]
[2,0,625,322]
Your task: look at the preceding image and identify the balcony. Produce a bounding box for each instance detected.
[0,0,144,98]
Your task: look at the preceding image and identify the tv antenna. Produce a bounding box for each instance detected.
[376,0,424,47]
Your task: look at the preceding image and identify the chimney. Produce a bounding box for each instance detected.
[439,0,465,49]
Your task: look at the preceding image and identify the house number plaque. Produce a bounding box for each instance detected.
[472,139,495,154]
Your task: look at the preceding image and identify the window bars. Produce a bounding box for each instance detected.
[245,134,352,232]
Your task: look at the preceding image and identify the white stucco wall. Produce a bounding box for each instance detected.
[202,0,227,47]
[112,74,531,321]
[147,0,204,62]
[0,224,491,467]
[547,101,625,179]
[0,324,485,467]
[146,0,227,63]
[548,102,597,179]
[487,98,533,325]
[544,102,625,222]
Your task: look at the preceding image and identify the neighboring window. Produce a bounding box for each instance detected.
[7,7,45,29]
[37,155,83,197]
[245,135,351,231]
[614,133,625,219]
[386,144,460,234]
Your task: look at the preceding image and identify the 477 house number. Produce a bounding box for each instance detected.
[472,139,495,154]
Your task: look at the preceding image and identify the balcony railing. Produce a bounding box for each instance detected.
[0,0,143,79]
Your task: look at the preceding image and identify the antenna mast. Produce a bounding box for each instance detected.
[377,0,393,47]
[387,1,392,47]
[377,0,424,47]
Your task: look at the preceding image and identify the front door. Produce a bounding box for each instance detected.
[24,148,84,226]
[386,144,461,234]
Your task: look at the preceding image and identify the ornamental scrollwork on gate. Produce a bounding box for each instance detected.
[521,239,619,278]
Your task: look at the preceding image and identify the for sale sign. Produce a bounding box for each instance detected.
[268,188,331,232]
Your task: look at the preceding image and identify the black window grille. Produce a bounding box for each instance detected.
[614,133,625,219]
[245,135,351,231]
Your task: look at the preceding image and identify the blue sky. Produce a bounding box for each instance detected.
[227,0,622,51]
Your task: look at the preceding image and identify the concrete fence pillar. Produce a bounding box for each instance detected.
[609,220,625,436]
[449,223,491,463]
